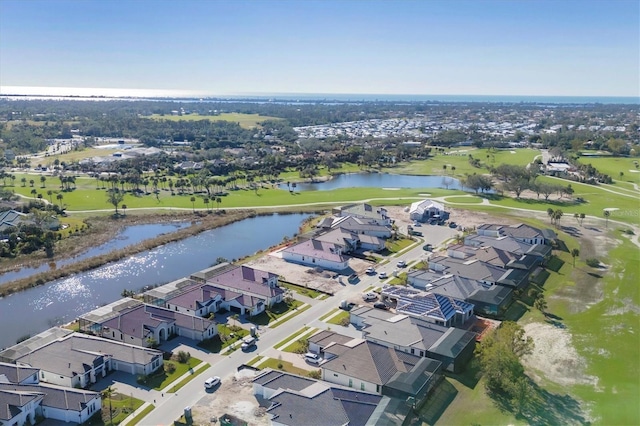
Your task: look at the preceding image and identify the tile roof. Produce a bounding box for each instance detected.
[283,239,346,262]
[0,362,38,384]
[0,383,98,412]
[15,333,161,377]
[322,340,421,385]
[206,265,284,299]
[256,369,383,426]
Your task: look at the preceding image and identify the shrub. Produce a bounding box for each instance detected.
[586,258,600,268]
[308,370,321,379]
[277,363,283,370]
[164,362,176,374]
[176,351,191,363]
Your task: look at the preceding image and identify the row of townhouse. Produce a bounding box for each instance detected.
[281,203,394,271]
[406,223,555,317]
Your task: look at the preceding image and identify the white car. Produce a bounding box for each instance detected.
[362,292,377,301]
[204,376,220,389]
[304,352,321,364]
[366,267,376,275]
[397,260,407,268]
[378,272,388,279]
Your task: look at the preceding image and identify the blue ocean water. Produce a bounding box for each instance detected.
[1,86,637,105]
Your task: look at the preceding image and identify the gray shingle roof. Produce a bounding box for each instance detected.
[0,362,38,384]
[0,383,98,412]
[322,340,421,386]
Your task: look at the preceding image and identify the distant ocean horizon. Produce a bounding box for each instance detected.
[1,85,638,105]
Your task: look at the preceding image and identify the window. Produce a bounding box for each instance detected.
[360,382,365,390]
[348,379,353,387]
[333,373,338,377]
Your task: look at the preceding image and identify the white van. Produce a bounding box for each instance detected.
[241,336,257,350]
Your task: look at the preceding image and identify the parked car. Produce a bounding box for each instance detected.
[304,352,321,364]
[378,272,388,279]
[204,376,220,389]
[449,221,457,228]
[362,292,377,301]
[347,273,359,283]
[423,244,433,251]
[397,260,407,268]
[366,266,376,275]
[413,222,421,227]
[373,302,389,310]
[241,336,257,351]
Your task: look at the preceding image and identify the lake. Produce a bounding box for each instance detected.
[0,213,311,350]
[279,173,465,192]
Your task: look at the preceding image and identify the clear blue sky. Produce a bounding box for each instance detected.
[0,0,638,97]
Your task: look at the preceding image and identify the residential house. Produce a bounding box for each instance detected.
[464,234,552,263]
[10,329,162,388]
[332,203,392,226]
[0,383,100,425]
[409,199,445,223]
[0,362,39,385]
[252,369,388,426]
[319,338,443,408]
[428,254,529,289]
[406,272,513,317]
[282,239,349,271]
[349,307,476,373]
[381,286,474,327]
[318,215,393,239]
[477,223,556,245]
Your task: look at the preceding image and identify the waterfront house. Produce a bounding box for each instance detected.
[282,239,349,271]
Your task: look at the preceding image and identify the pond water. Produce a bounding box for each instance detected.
[279,173,465,192]
[0,222,191,285]
[0,213,311,350]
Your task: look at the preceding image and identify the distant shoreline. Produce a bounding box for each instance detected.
[1,86,638,105]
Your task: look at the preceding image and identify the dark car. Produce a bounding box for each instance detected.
[449,222,457,228]
[373,302,388,310]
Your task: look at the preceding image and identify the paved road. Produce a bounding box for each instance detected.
[113,226,457,425]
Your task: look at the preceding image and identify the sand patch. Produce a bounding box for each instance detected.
[522,322,599,388]
[382,187,401,190]
[629,169,640,173]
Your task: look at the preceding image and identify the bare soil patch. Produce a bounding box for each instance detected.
[191,369,268,426]
[522,322,599,389]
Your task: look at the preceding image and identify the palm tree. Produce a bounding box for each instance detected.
[30,188,37,198]
[604,210,610,228]
[547,208,554,224]
[215,196,222,211]
[203,197,210,212]
[579,213,586,226]
[121,204,127,216]
[56,193,64,208]
[47,190,53,204]
[20,177,26,187]
[571,248,580,267]
[190,196,196,212]
[534,294,547,315]
[102,386,114,425]
[40,175,46,188]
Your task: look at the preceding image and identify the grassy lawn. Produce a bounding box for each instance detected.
[126,404,155,426]
[247,356,262,366]
[198,325,248,352]
[145,113,281,128]
[326,310,350,326]
[279,281,323,298]
[319,308,340,321]
[575,155,640,185]
[97,392,146,426]
[274,326,310,350]
[442,195,484,204]
[258,357,313,377]
[139,358,203,390]
[251,300,304,326]
[385,237,415,253]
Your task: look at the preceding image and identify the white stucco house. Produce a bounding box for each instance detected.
[409,199,445,222]
[282,239,349,271]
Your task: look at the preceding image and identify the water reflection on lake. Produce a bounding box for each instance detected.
[0,213,311,350]
[279,173,465,191]
[0,222,191,285]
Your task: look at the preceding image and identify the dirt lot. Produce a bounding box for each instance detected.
[191,369,269,426]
